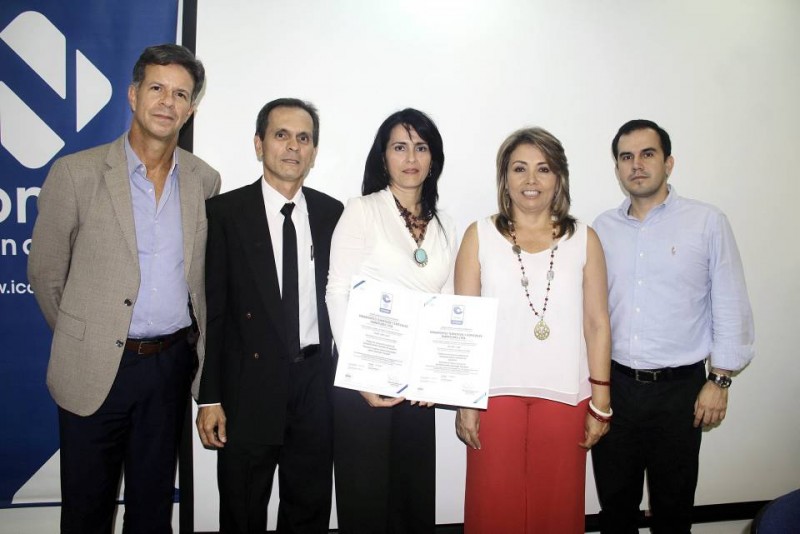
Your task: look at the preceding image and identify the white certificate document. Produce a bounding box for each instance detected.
[334,278,498,408]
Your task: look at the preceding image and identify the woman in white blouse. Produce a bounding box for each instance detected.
[326,109,456,533]
[454,127,611,533]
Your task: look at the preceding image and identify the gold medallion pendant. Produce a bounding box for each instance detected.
[534,319,550,340]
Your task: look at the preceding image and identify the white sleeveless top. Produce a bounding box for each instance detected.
[478,217,591,405]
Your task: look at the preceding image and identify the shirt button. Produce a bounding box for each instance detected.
[254,353,260,359]
[633,335,639,340]
[124,299,132,306]
[116,340,124,348]
[639,252,645,258]
[245,312,252,320]
[637,280,643,285]
[636,307,640,313]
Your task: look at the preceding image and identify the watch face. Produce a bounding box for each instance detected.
[710,373,732,388]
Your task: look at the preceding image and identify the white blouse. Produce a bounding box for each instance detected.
[326,187,457,347]
[478,216,591,406]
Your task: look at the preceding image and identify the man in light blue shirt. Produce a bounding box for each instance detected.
[591,119,754,533]
[29,45,221,533]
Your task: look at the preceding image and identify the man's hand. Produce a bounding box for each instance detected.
[196,405,227,448]
[359,391,405,408]
[694,381,729,428]
[455,408,481,450]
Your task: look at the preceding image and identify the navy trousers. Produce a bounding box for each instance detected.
[592,362,706,534]
[58,338,193,534]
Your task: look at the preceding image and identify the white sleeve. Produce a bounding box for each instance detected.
[439,213,459,295]
[326,197,368,347]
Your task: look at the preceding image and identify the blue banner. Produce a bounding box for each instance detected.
[0,0,178,507]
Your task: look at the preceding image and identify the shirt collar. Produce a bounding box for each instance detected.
[617,184,677,220]
[261,178,307,216]
[124,133,179,181]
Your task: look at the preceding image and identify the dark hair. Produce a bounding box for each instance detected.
[132,44,205,102]
[611,119,671,160]
[362,108,445,220]
[254,98,320,146]
[495,127,576,239]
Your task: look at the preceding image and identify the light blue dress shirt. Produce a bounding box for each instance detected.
[593,186,754,371]
[125,136,191,338]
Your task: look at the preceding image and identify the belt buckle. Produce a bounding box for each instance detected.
[634,368,659,382]
[138,340,162,355]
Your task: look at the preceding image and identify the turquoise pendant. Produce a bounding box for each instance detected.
[414,247,428,267]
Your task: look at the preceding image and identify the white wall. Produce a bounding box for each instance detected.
[192,0,800,529]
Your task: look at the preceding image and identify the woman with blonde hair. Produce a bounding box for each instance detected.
[455,127,612,533]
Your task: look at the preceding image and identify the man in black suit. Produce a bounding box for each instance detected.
[196,98,343,533]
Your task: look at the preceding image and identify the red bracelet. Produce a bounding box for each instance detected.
[589,377,611,386]
[587,409,611,423]
[587,400,613,423]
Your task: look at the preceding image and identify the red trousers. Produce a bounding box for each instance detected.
[464,396,590,534]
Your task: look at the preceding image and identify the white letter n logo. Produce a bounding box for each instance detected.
[0,11,112,169]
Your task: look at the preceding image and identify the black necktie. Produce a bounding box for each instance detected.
[280,203,300,356]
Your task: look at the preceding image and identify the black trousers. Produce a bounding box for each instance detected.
[217,353,333,534]
[59,338,193,534]
[333,387,435,534]
[591,362,706,534]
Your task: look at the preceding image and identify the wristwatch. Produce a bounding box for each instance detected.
[708,372,732,389]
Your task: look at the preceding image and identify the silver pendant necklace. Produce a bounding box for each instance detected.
[509,221,557,341]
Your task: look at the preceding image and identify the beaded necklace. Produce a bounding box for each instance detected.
[393,195,431,267]
[508,220,557,340]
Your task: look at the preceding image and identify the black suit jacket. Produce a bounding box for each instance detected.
[199,180,343,444]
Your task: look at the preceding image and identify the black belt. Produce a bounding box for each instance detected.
[611,360,704,383]
[125,327,190,356]
[292,344,320,363]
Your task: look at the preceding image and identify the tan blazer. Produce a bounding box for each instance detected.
[28,134,221,416]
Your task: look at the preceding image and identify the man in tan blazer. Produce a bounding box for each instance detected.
[28,44,220,534]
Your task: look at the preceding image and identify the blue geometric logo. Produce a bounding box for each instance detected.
[0,11,112,169]
[0,0,178,509]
